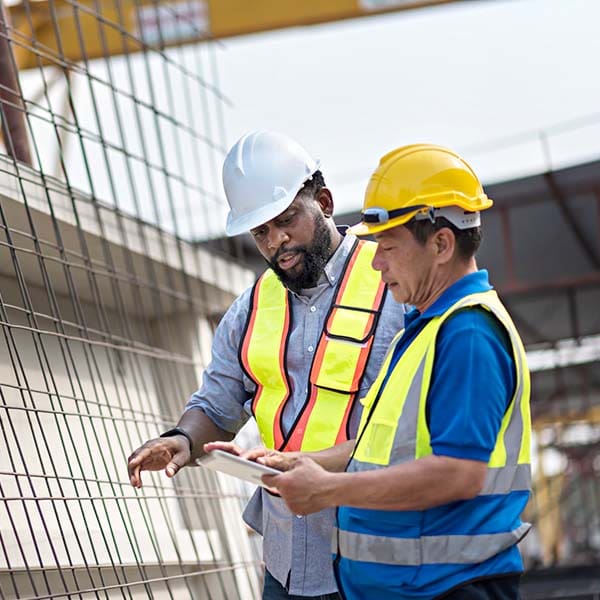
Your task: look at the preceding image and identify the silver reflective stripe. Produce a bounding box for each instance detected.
[348,461,531,494]
[500,322,526,463]
[335,522,531,566]
[347,345,426,473]
[481,463,531,495]
[348,457,387,472]
[389,356,424,462]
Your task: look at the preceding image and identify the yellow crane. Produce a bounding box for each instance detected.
[7,0,464,69]
[1,0,467,163]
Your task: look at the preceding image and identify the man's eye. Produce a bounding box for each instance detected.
[278,212,296,225]
[252,229,266,238]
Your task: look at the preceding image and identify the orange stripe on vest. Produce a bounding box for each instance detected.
[241,239,386,452]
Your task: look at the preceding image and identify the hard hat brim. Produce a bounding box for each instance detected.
[225,161,320,237]
[225,192,297,237]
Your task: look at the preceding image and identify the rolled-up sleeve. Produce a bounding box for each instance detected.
[185,288,254,434]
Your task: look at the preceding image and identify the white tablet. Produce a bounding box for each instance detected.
[196,450,281,488]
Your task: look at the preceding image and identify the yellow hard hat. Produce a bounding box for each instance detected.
[349,144,493,236]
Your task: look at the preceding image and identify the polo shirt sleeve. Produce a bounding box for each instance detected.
[185,288,253,434]
[427,307,516,462]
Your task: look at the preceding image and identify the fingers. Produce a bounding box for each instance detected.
[203,441,243,456]
[165,449,189,477]
[260,474,280,496]
[128,445,154,488]
[261,458,328,515]
[127,437,189,488]
[258,451,299,472]
[261,473,280,487]
[241,446,269,461]
[129,464,142,488]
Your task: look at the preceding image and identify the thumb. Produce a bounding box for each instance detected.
[165,452,187,478]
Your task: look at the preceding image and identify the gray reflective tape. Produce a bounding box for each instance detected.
[348,457,387,473]
[389,355,423,460]
[349,462,531,495]
[335,522,531,566]
[347,349,426,473]
[501,324,527,464]
[481,464,531,495]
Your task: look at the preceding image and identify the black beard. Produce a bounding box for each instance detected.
[267,215,333,294]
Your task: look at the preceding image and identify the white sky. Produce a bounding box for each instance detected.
[14,0,600,239]
[216,0,600,215]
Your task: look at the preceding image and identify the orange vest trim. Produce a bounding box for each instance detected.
[240,239,386,452]
[240,272,292,450]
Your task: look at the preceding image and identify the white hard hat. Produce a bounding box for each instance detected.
[223,130,320,236]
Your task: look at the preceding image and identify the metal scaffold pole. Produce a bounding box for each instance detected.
[0,0,31,165]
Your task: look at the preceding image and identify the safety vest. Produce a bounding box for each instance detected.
[240,239,386,452]
[337,290,531,566]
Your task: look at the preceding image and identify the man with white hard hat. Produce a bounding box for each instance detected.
[128,130,407,599]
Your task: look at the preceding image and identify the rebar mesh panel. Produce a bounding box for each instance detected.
[0,0,261,597]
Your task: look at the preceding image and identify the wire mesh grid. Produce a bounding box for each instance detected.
[0,0,262,597]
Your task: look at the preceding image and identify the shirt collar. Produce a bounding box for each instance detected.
[404,270,493,326]
[322,226,355,287]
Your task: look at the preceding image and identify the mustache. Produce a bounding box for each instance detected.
[272,245,307,263]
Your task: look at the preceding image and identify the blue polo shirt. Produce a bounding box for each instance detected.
[388,269,515,462]
[335,270,528,600]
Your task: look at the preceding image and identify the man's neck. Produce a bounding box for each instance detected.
[416,258,478,314]
[327,226,344,259]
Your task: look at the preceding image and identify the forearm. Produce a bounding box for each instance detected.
[305,440,355,472]
[322,454,486,511]
[177,408,235,462]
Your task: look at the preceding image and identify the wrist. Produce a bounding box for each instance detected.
[160,427,193,453]
[322,471,344,509]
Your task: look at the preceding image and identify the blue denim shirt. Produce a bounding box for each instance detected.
[186,232,407,595]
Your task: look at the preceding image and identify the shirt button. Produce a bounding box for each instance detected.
[307,345,314,352]
[310,306,316,312]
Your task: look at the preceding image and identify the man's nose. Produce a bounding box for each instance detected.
[267,227,289,251]
[372,245,385,272]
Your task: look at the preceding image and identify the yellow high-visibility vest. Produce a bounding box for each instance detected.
[338,290,532,566]
[240,240,386,452]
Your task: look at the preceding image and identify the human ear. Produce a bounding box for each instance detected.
[316,188,334,217]
[434,228,455,263]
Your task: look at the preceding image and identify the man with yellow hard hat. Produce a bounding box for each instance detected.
[260,144,532,599]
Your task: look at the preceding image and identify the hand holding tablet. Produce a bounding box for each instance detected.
[197,449,281,488]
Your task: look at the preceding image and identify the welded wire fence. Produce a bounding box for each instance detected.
[0,0,261,597]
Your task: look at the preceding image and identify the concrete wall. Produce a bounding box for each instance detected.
[0,161,261,599]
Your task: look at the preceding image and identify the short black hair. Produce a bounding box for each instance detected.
[404,217,482,260]
[299,170,325,198]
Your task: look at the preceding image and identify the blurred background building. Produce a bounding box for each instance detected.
[0,0,599,598]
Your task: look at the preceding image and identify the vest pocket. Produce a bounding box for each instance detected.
[311,337,365,393]
[360,418,397,465]
[325,304,379,345]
